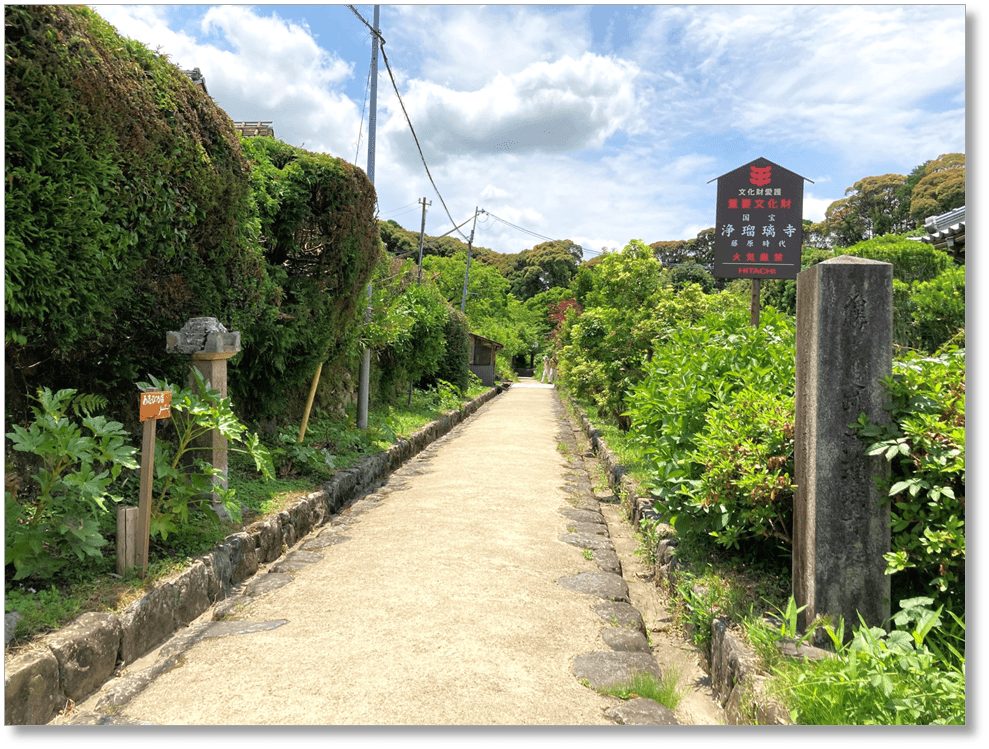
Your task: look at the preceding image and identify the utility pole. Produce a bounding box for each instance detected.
[460,206,479,313]
[416,197,431,285]
[357,4,379,430]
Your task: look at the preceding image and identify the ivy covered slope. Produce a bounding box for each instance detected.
[237,136,378,420]
[4,6,379,424]
[5,4,262,420]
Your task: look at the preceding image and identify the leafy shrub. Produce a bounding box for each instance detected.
[236,136,379,420]
[892,265,965,353]
[842,235,952,284]
[5,5,267,422]
[766,597,965,725]
[686,386,795,549]
[137,369,273,540]
[851,346,965,606]
[425,307,471,394]
[5,388,138,580]
[625,307,795,550]
[557,240,742,428]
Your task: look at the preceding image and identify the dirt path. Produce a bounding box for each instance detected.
[62,382,724,725]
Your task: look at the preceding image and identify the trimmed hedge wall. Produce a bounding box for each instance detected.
[4,5,379,424]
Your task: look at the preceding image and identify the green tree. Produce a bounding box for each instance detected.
[825,173,914,246]
[504,240,583,300]
[908,153,965,226]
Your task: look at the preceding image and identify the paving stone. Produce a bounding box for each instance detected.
[270,550,323,572]
[566,521,608,536]
[605,697,679,725]
[560,508,604,524]
[559,532,613,551]
[303,533,352,550]
[557,571,629,603]
[601,628,650,653]
[243,572,293,596]
[573,651,662,690]
[591,548,622,576]
[595,601,646,635]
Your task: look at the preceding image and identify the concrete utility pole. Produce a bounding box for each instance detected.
[416,197,431,285]
[357,4,380,431]
[460,206,479,313]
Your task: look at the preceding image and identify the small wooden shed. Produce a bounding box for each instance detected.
[468,333,504,387]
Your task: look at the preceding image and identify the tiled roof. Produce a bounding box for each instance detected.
[922,205,965,249]
[232,121,275,138]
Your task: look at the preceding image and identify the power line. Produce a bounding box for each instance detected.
[478,210,605,258]
[346,5,468,242]
[353,57,372,165]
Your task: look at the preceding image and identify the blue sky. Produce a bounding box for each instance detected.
[90,4,968,258]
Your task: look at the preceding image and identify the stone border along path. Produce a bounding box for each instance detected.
[563,394,795,725]
[12,382,721,726]
[6,387,502,726]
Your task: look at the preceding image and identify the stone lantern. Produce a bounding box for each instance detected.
[167,317,242,517]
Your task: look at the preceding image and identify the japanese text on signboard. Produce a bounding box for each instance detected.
[713,158,806,280]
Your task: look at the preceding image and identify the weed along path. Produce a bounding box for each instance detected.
[61,380,722,726]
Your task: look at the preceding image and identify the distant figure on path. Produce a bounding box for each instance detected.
[541,355,550,383]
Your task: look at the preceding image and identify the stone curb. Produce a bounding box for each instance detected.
[4,387,503,726]
[553,397,675,725]
[560,394,790,725]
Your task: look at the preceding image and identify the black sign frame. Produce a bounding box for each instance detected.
[712,157,810,280]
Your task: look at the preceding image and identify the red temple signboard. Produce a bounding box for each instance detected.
[712,157,811,280]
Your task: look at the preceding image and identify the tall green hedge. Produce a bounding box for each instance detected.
[4,6,380,425]
[236,137,379,419]
[5,5,265,421]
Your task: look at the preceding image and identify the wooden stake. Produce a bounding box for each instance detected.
[299,362,323,442]
[750,278,761,327]
[136,418,157,578]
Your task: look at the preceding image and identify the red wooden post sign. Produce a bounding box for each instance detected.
[136,390,171,577]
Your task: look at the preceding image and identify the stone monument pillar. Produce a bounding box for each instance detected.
[793,256,893,641]
[167,317,241,517]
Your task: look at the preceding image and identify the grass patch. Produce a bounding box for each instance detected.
[597,669,688,712]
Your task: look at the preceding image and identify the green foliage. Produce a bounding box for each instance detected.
[503,240,583,300]
[842,234,952,284]
[5,5,267,421]
[421,252,541,364]
[687,386,796,549]
[851,346,965,605]
[595,669,687,711]
[557,240,743,428]
[236,136,379,419]
[624,307,795,550]
[673,572,751,654]
[766,598,965,725]
[892,265,965,353]
[908,153,965,226]
[824,173,914,246]
[425,307,471,394]
[136,369,274,541]
[5,387,138,581]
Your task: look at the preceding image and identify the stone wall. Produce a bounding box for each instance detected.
[4,387,503,726]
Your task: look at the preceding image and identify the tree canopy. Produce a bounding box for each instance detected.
[503,240,583,300]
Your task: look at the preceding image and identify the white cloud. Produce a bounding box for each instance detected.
[387,5,593,90]
[90,5,363,159]
[629,5,965,165]
[380,52,640,169]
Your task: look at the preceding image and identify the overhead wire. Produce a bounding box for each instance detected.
[347,7,605,261]
[346,5,469,241]
[479,210,604,258]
